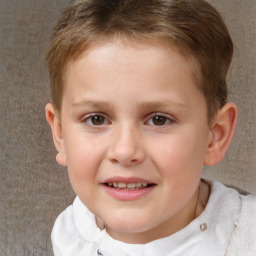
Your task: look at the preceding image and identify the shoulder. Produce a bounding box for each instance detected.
[51,198,82,255]
[240,193,256,217]
[226,193,256,255]
[51,197,100,256]
[237,193,256,240]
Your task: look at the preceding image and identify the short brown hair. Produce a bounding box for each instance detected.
[46,0,233,122]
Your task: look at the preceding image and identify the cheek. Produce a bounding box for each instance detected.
[152,135,204,203]
[149,133,205,178]
[65,139,106,202]
[64,135,106,181]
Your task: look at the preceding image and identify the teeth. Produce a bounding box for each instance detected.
[118,182,126,188]
[136,183,141,188]
[127,183,136,189]
[107,182,150,189]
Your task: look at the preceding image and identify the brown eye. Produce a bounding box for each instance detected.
[89,115,106,126]
[152,116,167,126]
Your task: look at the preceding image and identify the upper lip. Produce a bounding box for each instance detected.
[102,176,155,184]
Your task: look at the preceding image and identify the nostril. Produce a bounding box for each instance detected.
[110,158,119,164]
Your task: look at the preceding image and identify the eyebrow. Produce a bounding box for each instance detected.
[71,100,112,108]
[138,100,187,110]
[71,99,187,110]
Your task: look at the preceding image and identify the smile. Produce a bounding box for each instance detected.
[102,177,156,201]
[106,182,152,190]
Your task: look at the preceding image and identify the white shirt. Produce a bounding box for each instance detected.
[51,180,256,256]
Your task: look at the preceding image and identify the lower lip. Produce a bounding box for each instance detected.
[102,185,156,201]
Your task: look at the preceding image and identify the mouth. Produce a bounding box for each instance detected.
[104,182,155,190]
[101,177,156,200]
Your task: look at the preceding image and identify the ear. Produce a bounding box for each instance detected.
[45,103,67,166]
[204,102,238,166]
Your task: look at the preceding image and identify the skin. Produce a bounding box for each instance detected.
[46,39,237,244]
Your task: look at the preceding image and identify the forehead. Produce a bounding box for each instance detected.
[63,39,206,117]
[66,37,198,85]
[68,36,197,71]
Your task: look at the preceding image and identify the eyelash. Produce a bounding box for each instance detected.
[81,113,174,127]
[145,113,174,126]
[81,113,110,126]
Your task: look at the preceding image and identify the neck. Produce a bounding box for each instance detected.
[195,179,210,217]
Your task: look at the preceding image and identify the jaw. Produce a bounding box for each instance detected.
[97,183,201,244]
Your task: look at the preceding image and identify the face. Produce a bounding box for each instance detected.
[51,40,213,243]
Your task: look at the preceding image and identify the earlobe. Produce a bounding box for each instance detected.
[204,102,238,166]
[45,103,67,166]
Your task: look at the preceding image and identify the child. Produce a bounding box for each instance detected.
[45,0,256,255]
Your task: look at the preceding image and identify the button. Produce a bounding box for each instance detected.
[200,223,207,231]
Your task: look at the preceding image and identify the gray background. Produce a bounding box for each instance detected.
[0,0,255,255]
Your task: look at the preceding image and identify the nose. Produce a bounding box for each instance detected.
[107,124,146,166]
